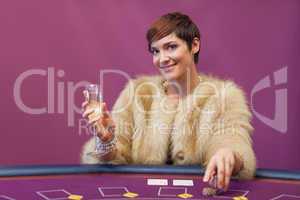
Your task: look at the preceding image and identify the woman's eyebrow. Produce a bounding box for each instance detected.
[151,41,177,49]
[162,41,177,47]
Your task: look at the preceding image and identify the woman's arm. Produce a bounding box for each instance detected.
[81,81,135,164]
[202,81,256,189]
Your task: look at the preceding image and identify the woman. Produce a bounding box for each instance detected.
[81,12,256,191]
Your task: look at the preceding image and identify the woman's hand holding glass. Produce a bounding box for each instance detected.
[82,90,115,143]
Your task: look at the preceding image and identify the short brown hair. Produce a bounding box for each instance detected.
[146,12,201,63]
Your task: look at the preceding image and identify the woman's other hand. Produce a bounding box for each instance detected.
[203,148,244,191]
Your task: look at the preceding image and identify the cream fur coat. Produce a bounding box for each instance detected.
[81,74,256,179]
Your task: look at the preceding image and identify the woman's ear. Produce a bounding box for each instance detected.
[192,37,200,54]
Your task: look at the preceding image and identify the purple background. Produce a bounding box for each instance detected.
[0,0,299,170]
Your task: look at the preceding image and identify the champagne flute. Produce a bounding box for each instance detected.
[85,84,103,157]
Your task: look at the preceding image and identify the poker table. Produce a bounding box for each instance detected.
[0,165,300,200]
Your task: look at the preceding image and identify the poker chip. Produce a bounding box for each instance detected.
[202,187,218,197]
[209,175,218,188]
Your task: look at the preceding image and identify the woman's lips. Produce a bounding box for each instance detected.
[160,64,176,72]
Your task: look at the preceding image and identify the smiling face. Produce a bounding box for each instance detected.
[150,33,199,81]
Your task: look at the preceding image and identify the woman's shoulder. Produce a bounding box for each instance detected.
[199,73,245,91]
[200,72,233,85]
[196,73,247,100]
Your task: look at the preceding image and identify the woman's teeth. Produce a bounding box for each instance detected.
[161,64,175,69]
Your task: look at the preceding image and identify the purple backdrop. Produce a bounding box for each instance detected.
[0,0,299,170]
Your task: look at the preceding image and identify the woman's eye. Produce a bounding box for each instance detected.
[151,49,159,55]
[168,44,177,50]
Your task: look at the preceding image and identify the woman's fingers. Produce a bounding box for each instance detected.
[83,102,112,128]
[83,90,89,101]
[82,108,95,118]
[101,102,110,118]
[98,114,112,127]
[82,102,105,117]
[205,149,235,191]
[81,99,115,141]
[203,157,216,182]
[81,101,88,109]
[217,157,225,189]
[88,112,101,124]
[224,157,233,191]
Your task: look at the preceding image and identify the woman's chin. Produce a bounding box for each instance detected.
[161,72,178,81]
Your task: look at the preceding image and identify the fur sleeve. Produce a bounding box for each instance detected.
[81,80,135,164]
[203,81,256,179]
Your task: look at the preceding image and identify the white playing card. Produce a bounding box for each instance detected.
[172,179,194,186]
[147,179,168,186]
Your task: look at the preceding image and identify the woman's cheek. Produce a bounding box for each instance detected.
[170,50,182,62]
[153,57,159,68]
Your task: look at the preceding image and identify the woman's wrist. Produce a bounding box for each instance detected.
[96,133,116,153]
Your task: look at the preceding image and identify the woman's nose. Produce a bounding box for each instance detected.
[159,52,171,65]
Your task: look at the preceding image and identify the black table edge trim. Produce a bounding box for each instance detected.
[0,164,300,180]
